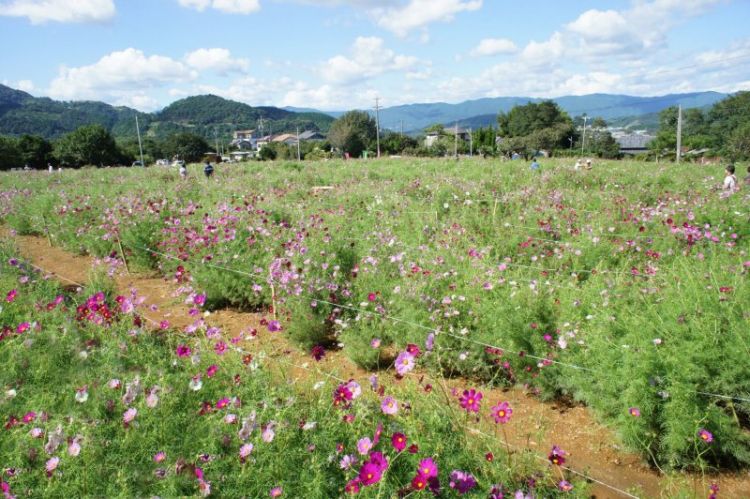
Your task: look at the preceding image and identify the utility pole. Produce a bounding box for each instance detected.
[135,115,145,167]
[296,126,301,162]
[676,105,683,163]
[374,97,381,158]
[568,136,573,151]
[469,128,473,157]
[400,120,404,136]
[581,115,589,155]
[454,122,459,160]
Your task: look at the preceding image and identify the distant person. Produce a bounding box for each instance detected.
[179,164,187,179]
[574,159,582,170]
[723,164,737,192]
[585,159,593,170]
[530,159,540,171]
[48,163,54,173]
[203,161,214,179]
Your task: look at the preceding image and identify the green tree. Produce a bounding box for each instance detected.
[328,111,376,158]
[162,133,210,163]
[0,136,21,171]
[728,122,750,160]
[380,131,417,155]
[498,100,573,138]
[17,134,52,169]
[587,129,621,158]
[53,125,121,167]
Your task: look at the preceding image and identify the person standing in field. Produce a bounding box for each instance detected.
[530,159,540,171]
[723,164,738,192]
[204,161,214,179]
[179,163,187,179]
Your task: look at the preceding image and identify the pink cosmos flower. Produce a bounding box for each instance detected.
[491,401,512,424]
[22,411,36,423]
[344,479,361,494]
[559,480,574,492]
[214,341,227,355]
[206,365,218,378]
[629,407,641,417]
[45,457,60,476]
[548,445,566,465]
[356,437,373,455]
[5,289,17,303]
[262,426,275,443]
[239,443,253,462]
[159,320,170,330]
[381,396,398,415]
[67,437,82,457]
[370,338,381,348]
[367,292,377,302]
[458,388,482,413]
[270,486,283,497]
[194,294,207,306]
[154,451,166,463]
[216,397,230,409]
[395,351,415,376]
[16,322,30,334]
[123,408,137,426]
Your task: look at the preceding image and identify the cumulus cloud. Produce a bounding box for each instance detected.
[0,0,115,24]
[370,0,482,37]
[284,0,480,35]
[320,36,419,84]
[470,38,517,57]
[177,0,260,14]
[184,48,249,74]
[48,48,195,110]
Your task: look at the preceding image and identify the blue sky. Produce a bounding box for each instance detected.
[1,0,749,111]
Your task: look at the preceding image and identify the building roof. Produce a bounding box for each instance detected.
[299,130,324,140]
[272,133,298,143]
[615,134,655,149]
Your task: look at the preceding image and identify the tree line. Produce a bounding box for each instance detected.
[0,125,216,170]
[649,91,750,160]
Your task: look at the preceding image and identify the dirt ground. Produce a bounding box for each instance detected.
[7,230,750,499]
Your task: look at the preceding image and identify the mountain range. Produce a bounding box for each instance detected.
[290,91,727,133]
[0,85,335,141]
[0,83,729,140]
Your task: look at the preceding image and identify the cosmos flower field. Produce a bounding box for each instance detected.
[0,157,748,497]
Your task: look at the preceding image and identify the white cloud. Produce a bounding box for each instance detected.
[177,0,260,14]
[521,32,565,65]
[48,48,195,110]
[321,36,419,84]
[0,0,115,24]
[470,38,517,57]
[370,0,482,37]
[16,79,34,92]
[184,48,249,74]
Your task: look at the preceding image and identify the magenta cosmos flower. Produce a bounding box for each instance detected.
[491,401,512,423]
[629,407,641,417]
[358,462,383,486]
[381,396,398,415]
[698,429,714,443]
[449,470,477,495]
[394,351,415,376]
[417,457,438,479]
[269,486,282,497]
[175,344,191,357]
[5,289,17,303]
[548,445,566,466]
[458,388,482,413]
[391,432,407,452]
[267,320,282,332]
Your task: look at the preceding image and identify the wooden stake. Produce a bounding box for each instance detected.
[41,214,52,246]
[117,236,130,274]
